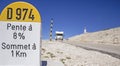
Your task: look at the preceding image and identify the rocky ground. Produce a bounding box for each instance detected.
[69,27,120,45]
[41,40,120,66]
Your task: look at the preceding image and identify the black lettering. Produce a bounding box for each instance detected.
[23,8,28,20]
[16,51,20,57]
[16,51,27,57]
[11,50,14,57]
[7,23,11,30]
[29,9,34,20]
[1,42,6,49]
[6,44,10,49]
[7,8,13,19]
[16,8,21,20]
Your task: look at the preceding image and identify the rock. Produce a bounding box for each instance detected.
[69,27,120,44]
[41,41,120,66]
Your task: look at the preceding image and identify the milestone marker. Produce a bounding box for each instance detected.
[0,1,41,66]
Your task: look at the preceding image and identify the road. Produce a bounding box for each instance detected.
[64,41,120,59]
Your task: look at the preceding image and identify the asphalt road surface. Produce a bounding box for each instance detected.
[64,41,120,59]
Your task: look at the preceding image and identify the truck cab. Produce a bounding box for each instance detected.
[55,31,64,41]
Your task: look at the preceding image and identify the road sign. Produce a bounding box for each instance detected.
[0,1,41,66]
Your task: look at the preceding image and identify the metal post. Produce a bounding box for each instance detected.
[50,18,53,41]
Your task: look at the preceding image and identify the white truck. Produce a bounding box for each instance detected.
[55,31,64,40]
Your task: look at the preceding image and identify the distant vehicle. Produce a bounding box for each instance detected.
[55,31,64,40]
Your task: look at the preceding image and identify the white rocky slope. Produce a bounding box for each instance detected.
[41,41,120,66]
[69,27,120,44]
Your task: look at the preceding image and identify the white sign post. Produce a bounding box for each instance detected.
[0,2,41,66]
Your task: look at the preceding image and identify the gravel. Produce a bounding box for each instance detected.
[41,41,120,66]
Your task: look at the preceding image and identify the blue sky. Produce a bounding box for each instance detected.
[0,0,120,39]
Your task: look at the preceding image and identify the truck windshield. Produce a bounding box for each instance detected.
[56,34,63,36]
